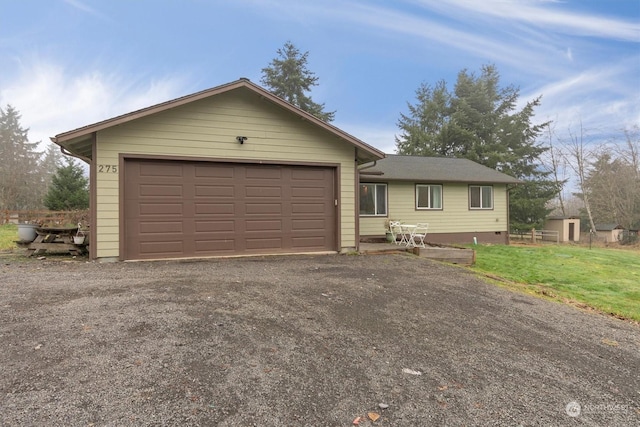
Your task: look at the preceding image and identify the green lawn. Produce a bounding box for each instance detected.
[0,224,17,251]
[470,244,640,322]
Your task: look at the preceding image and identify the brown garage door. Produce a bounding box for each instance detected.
[123,159,336,260]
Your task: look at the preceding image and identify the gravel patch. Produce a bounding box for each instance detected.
[1,253,638,426]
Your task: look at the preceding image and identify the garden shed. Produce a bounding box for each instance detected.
[594,223,624,243]
[544,216,580,243]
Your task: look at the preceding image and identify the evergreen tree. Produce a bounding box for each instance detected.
[0,105,42,210]
[36,143,66,205]
[261,41,335,122]
[43,158,89,211]
[396,65,558,231]
[395,81,454,156]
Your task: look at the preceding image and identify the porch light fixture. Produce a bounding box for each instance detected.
[236,136,247,144]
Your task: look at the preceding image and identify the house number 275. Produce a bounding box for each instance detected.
[98,165,118,173]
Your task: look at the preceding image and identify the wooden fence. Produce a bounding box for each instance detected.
[510,229,559,244]
[0,210,90,227]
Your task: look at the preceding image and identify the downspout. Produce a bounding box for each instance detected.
[51,136,95,259]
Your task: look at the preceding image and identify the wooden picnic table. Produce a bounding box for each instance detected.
[22,226,88,257]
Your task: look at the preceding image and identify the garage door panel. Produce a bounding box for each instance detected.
[246,220,282,231]
[139,184,183,197]
[245,186,281,197]
[292,236,327,248]
[195,185,235,197]
[291,186,326,198]
[139,203,184,215]
[140,162,183,177]
[194,164,234,178]
[292,203,327,214]
[124,159,335,260]
[195,220,235,232]
[195,203,235,215]
[140,221,183,234]
[292,219,325,231]
[246,237,283,250]
[195,239,235,252]
[246,203,282,215]
[245,167,282,179]
[140,241,184,254]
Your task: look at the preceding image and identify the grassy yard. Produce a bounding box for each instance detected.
[470,244,640,322]
[0,224,17,251]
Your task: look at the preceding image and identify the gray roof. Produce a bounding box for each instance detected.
[595,223,624,231]
[360,154,521,184]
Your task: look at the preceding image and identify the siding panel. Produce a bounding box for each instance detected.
[359,182,510,238]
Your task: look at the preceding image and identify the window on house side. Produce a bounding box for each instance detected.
[416,184,442,209]
[469,185,493,209]
[360,183,387,216]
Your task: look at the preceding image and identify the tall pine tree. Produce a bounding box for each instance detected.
[396,65,559,231]
[261,41,335,122]
[0,105,42,210]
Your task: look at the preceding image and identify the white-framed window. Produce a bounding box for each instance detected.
[359,183,387,216]
[416,184,443,210]
[469,185,493,209]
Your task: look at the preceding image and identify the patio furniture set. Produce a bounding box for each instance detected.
[388,221,429,248]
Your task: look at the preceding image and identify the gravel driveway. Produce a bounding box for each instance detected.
[1,253,638,426]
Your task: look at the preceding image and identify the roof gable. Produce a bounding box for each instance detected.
[51,78,384,163]
[360,154,521,184]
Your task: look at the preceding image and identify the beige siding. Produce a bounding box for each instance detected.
[94,89,356,259]
[545,219,581,242]
[360,182,510,237]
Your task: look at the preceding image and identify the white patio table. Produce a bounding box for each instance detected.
[400,224,416,247]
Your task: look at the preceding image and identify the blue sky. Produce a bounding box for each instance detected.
[0,0,638,155]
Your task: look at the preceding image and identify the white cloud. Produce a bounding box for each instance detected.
[521,62,639,141]
[415,0,640,41]
[0,57,189,150]
[237,0,590,77]
[63,0,111,21]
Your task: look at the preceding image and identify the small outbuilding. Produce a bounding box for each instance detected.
[594,223,625,243]
[544,216,580,243]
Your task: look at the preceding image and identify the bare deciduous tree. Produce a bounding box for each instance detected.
[562,122,597,233]
[544,123,568,216]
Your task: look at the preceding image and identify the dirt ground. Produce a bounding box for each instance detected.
[1,252,638,426]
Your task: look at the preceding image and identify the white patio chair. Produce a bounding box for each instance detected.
[408,223,429,248]
[389,221,402,245]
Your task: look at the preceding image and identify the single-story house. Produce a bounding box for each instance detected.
[358,155,521,245]
[52,78,384,261]
[545,216,581,242]
[52,78,519,261]
[594,223,625,243]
